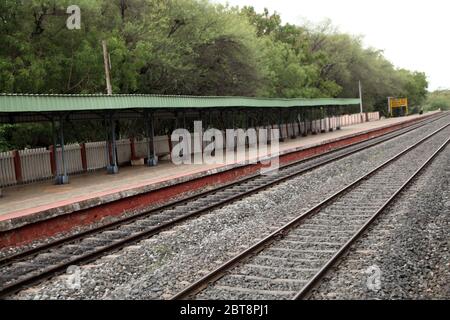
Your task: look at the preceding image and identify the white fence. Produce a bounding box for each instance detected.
[85,141,109,171]
[134,136,171,159]
[0,151,16,187]
[56,144,83,176]
[0,112,379,188]
[116,139,132,165]
[19,148,53,183]
[367,112,381,122]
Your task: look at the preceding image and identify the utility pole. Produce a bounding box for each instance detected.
[359,80,365,123]
[102,40,113,95]
[102,40,118,174]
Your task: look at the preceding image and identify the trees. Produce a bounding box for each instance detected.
[0,1,429,100]
[0,0,263,95]
[0,0,106,93]
[425,90,450,111]
[98,0,264,96]
[300,27,429,114]
[239,8,429,110]
[397,70,428,111]
[241,8,341,99]
[0,2,432,150]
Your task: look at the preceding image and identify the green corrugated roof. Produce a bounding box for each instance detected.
[0,94,360,113]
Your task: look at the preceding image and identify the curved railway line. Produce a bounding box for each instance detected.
[0,112,449,298]
[171,119,450,300]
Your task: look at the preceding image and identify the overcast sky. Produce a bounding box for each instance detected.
[212,0,449,91]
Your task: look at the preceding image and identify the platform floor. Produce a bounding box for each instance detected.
[0,114,431,221]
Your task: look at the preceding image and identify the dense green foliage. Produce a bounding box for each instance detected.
[425,90,450,111]
[0,0,431,151]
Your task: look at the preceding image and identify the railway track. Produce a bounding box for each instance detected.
[0,112,448,298]
[170,120,450,300]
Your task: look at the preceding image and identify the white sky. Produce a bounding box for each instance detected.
[212,0,449,91]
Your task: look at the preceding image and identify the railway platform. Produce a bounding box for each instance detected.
[0,112,439,247]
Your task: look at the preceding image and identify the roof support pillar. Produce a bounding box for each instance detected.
[231,110,235,130]
[54,116,69,185]
[146,111,158,167]
[310,108,316,135]
[198,110,203,127]
[329,106,334,132]
[245,110,250,130]
[51,120,58,176]
[107,113,119,174]
[278,109,284,142]
[302,108,308,137]
[208,110,213,129]
[174,111,179,129]
[290,109,297,139]
[337,106,342,130]
[264,109,271,145]
[219,110,225,131]
[327,107,332,132]
[320,107,326,133]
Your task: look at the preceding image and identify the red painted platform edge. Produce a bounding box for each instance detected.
[0,114,436,248]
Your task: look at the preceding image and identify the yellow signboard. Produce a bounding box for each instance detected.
[389,97,409,116]
[389,98,408,108]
